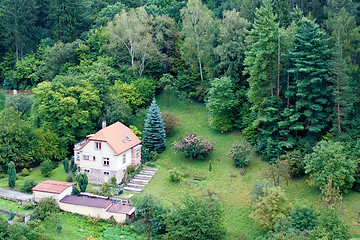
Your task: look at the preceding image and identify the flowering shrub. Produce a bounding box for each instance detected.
[228,142,252,168]
[172,133,214,160]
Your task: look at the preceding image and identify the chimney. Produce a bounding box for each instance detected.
[102,120,107,129]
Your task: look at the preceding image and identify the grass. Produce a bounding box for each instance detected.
[0,162,67,191]
[141,93,360,239]
[0,198,34,216]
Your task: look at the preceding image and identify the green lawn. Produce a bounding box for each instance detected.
[0,198,34,216]
[142,93,360,239]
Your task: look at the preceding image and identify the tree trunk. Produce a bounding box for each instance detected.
[193,11,204,82]
[277,32,280,99]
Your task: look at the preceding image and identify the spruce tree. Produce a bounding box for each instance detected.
[142,99,166,154]
[8,161,16,188]
[286,17,331,140]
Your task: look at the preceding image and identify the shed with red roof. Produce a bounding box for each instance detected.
[32,180,76,203]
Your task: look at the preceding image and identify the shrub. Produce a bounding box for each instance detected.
[32,197,59,220]
[21,168,30,177]
[8,161,16,188]
[161,111,181,137]
[149,151,160,161]
[279,150,305,177]
[77,173,88,192]
[56,223,62,233]
[71,186,80,196]
[66,174,73,182]
[251,182,274,203]
[40,160,53,177]
[110,175,117,186]
[20,179,37,193]
[169,169,182,182]
[146,162,157,168]
[290,205,318,231]
[29,168,33,172]
[62,158,69,173]
[172,133,214,160]
[23,200,36,210]
[305,140,357,192]
[0,173,4,178]
[228,142,252,168]
[101,182,111,196]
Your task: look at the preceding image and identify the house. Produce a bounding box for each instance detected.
[74,122,142,184]
[59,195,135,223]
[32,180,76,203]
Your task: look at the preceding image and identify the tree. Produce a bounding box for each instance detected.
[278,150,305,177]
[105,7,165,77]
[243,0,280,111]
[160,73,178,107]
[165,195,225,240]
[40,160,53,177]
[77,173,88,192]
[214,10,250,79]
[172,133,214,160]
[31,77,102,149]
[305,140,357,192]
[142,99,166,154]
[251,187,292,230]
[180,0,216,82]
[62,158,69,173]
[206,77,241,132]
[161,111,180,137]
[289,205,318,232]
[286,17,331,138]
[5,94,33,118]
[8,161,16,188]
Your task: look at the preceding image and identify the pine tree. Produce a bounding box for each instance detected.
[286,17,331,139]
[142,99,166,154]
[8,161,16,188]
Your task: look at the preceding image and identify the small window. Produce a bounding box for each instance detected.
[126,136,131,141]
[122,155,126,164]
[136,149,139,158]
[95,142,102,150]
[83,155,90,160]
[84,169,90,173]
[103,157,109,166]
[76,152,80,161]
[103,172,110,175]
[93,156,96,161]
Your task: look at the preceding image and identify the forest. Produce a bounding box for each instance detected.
[0,0,360,239]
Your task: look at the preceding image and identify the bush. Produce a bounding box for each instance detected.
[279,150,305,177]
[23,200,36,210]
[169,169,182,182]
[66,174,73,182]
[101,182,111,196]
[228,142,252,168]
[305,140,357,192]
[146,162,157,168]
[111,175,117,186]
[290,205,318,232]
[40,160,53,177]
[56,223,62,233]
[77,173,88,192]
[149,151,160,161]
[21,168,30,177]
[251,182,274,203]
[32,197,59,220]
[161,111,181,137]
[8,161,16,188]
[20,179,37,193]
[62,158,69,173]
[0,173,4,178]
[172,133,214,160]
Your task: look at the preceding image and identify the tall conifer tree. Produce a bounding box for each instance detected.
[142,99,166,154]
[8,161,16,188]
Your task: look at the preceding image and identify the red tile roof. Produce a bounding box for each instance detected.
[32,180,76,194]
[106,204,135,215]
[59,195,112,209]
[75,122,141,155]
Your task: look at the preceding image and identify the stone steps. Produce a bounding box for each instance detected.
[123,186,143,193]
[143,167,159,171]
[127,183,146,189]
[140,171,156,176]
[130,178,150,184]
[134,174,152,180]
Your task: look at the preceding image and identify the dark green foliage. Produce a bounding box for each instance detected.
[77,173,88,192]
[289,205,318,232]
[149,151,160,162]
[228,142,252,168]
[135,194,167,236]
[20,179,37,193]
[32,197,59,221]
[165,195,225,240]
[0,92,5,110]
[141,147,149,163]
[7,161,16,188]
[206,77,241,132]
[101,182,111,196]
[251,182,274,203]
[62,158,69,173]
[305,140,357,192]
[5,94,33,118]
[66,174,74,182]
[161,111,181,137]
[142,99,166,154]
[70,157,75,172]
[172,133,214,160]
[56,223,62,233]
[40,160,53,177]
[278,150,304,177]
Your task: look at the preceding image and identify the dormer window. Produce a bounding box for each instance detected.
[126,136,131,141]
[95,142,101,150]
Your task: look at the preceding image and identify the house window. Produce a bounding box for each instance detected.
[122,155,126,164]
[83,155,90,160]
[76,152,80,161]
[103,157,109,166]
[84,169,90,173]
[93,156,96,161]
[136,149,139,158]
[103,172,110,175]
[95,142,102,150]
